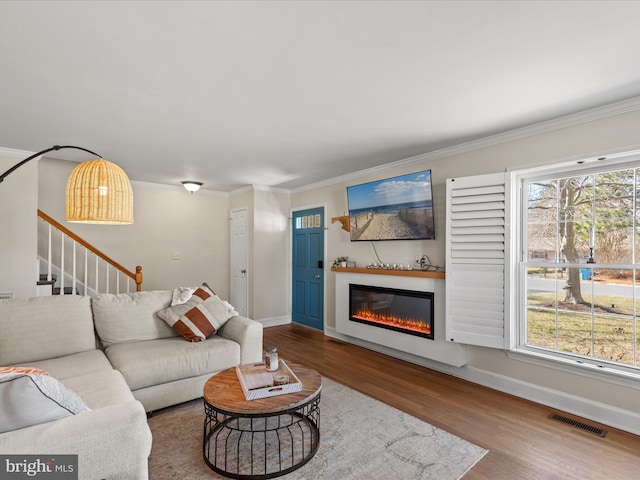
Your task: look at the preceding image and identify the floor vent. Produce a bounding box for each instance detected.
[549,413,607,437]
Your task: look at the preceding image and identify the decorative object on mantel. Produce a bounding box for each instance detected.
[416,254,446,273]
[333,256,348,267]
[0,144,134,225]
[331,215,350,232]
[367,262,413,271]
[331,266,445,279]
[181,181,203,193]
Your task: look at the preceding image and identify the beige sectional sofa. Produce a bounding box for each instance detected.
[0,289,263,480]
[91,289,263,412]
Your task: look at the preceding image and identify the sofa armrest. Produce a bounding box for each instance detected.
[218,315,263,364]
[0,401,152,480]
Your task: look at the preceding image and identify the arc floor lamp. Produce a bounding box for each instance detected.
[0,145,133,224]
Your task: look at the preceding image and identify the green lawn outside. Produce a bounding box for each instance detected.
[526,291,639,366]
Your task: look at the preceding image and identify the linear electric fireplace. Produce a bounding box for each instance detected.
[348,283,434,339]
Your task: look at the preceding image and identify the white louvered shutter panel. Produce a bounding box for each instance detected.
[446,172,510,349]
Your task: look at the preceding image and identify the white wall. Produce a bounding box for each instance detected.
[0,148,38,298]
[38,158,231,298]
[291,108,640,417]
[229,187,291,321]
[252,188,290,320]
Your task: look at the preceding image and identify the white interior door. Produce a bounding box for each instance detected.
[230,208,248,317]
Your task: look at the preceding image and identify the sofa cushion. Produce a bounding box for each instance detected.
[0,389,152,480]
[104,336,241,391]
[0,370,89,433]
[0,295,96,365]
[92,290,177,347]
[157,288,239,342]
[13,350,115,381]
[61,369,137,410]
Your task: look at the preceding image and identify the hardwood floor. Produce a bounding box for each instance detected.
[264,323,640,479]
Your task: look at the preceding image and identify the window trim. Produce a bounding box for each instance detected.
[511,149,640,385]
[506,348,640,390]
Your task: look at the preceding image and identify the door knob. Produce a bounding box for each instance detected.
[314,274,321,279]
[241,269,247,274]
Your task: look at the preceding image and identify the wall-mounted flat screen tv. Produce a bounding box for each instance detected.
[347,169,435,241]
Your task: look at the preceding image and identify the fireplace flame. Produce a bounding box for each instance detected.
[352,309,431,335]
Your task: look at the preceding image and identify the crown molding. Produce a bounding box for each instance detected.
[0,147,36,159]
[292,95,640,193]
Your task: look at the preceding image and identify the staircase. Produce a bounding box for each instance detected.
[37,273,58,296]
[37,273,84,296]
[37,210,143,296]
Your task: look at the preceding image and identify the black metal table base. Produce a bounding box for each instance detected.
[203,394,320,479]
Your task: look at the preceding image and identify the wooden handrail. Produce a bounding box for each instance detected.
[37,209,143,291]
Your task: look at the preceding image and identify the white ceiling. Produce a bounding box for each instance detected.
[2,1,640,192]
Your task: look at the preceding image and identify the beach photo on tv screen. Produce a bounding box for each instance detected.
[347,169,435,241]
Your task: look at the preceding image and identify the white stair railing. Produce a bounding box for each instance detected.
[37,210,142,296]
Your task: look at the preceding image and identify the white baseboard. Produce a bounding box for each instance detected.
[325,326,455,371]
[258,315,291,328]
[325,327,640,436]
[456,365,640,436]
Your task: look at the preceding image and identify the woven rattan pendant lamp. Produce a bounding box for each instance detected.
[66,158,133,224]
[0,145,133,224]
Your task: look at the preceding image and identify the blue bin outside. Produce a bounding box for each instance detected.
[580,268,591,280]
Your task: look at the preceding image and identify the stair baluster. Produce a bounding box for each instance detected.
[37,210,143,296]
[47,223,52,282]
[72,241,77,296]
[60,230,65,295]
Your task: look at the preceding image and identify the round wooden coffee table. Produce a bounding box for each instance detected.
[203,362,321,479]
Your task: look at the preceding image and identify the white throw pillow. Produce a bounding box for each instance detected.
[171,287,196,306]
[0,367,89,433]
[170,283,215,306]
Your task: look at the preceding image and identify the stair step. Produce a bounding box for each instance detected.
[53,287,78,295]
[38,274,57,282]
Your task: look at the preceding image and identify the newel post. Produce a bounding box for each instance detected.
[135,266,143,291]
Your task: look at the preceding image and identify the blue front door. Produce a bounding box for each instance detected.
[292,207,324,330]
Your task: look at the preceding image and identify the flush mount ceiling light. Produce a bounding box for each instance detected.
[182,181,203,193]
[0,145,134,225]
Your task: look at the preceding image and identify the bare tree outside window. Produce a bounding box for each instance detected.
[524,168,639,368]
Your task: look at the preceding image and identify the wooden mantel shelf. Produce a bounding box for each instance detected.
[331,266,445,279]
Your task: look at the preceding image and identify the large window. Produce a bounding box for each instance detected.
[521,158,640,375]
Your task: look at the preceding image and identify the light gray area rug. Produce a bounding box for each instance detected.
[148,378,487,479]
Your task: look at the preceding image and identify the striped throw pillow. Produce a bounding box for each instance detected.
[0,366,49,376]
[157,287,239,342]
